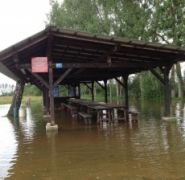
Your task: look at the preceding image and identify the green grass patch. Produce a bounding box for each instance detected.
[0,96,42,105]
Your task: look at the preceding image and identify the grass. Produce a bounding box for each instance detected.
[0,96,42,105]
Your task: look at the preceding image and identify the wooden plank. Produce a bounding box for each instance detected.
[151,69,165,84]
[27,68,49,89]
[115,77,125,88]
[54,68,73,86]
[78,112,92,119]
[96,81,105,90]
[83,82,92,90]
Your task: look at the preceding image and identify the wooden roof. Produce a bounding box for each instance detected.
[0,26,185,89]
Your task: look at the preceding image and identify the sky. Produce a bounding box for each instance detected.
[0,0,184,85]
[0,0,51,84]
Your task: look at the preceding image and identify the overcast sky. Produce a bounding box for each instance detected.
[0,0,184,85]
[0,0,51,84]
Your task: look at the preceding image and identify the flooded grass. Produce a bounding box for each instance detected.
[0,96,42,105]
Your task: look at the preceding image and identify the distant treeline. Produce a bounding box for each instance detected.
[0,83,15,96]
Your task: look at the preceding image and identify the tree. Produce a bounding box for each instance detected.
[149,0,185,99]
[47,0,184,100]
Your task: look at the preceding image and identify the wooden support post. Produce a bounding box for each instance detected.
[104,80,108,103]
[43,89,46,107]
[123,75,129,121]
[27,68,49,89]
[49,61,55,125]
[54,68,73,86]
[151,69,165,84]
[84,82,91,91]
[163,66,171,116]
[96,81,105,90]
[43,88,49,113]
[8,80,25,117]
[91,81,95,101]
[78,83,81,99]
[115,77,125,88]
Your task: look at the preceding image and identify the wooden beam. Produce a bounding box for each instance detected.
[72,68,86,76]
[58,62,157,69]
[0,35,47,61]
[54,68,73,86]
[151,69,165,84]
[83,82,92,90]
[0,62,19,81]
[115,77,125,88]
[27,68,49,89]
[96,81,105,90]
[21,61,167,70]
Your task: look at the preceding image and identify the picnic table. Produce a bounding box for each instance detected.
[86,104,112,122]
[68,98,137,122]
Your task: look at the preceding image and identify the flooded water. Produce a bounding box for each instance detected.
[1,101,185,179]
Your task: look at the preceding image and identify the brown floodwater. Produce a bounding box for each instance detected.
[1,101,185,179]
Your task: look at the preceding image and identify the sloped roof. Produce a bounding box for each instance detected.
[0,26,185,89]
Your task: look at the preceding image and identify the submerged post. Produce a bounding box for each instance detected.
[49,61,55,125]
[43,88,50,114]
[163,66,171,116]
[91,81,94,101]
[78,83,81,99]
[8,80,25,118]
[123,75,129,121]
[104,80,108,103]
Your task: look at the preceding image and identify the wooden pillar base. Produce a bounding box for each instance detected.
[46,122,58,132]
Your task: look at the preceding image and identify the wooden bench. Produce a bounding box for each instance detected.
[128,111,138,121]
[78,112,92,121]
[65,104,77,116]
[61,103,68,110]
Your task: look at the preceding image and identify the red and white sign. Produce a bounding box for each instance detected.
[31,57,48,73]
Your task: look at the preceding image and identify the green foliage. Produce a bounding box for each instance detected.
[47,0,184,100]
[139,72,164,100]
[23,84,41,96]
[128,76,141,98]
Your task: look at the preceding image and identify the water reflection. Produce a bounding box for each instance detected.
[19,107,35,143]
[3,101,185,179]
[0,105,18,179]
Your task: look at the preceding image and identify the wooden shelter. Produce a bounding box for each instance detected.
[1,26,185,125]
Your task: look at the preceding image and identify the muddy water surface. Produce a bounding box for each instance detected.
[1,101,185,179]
